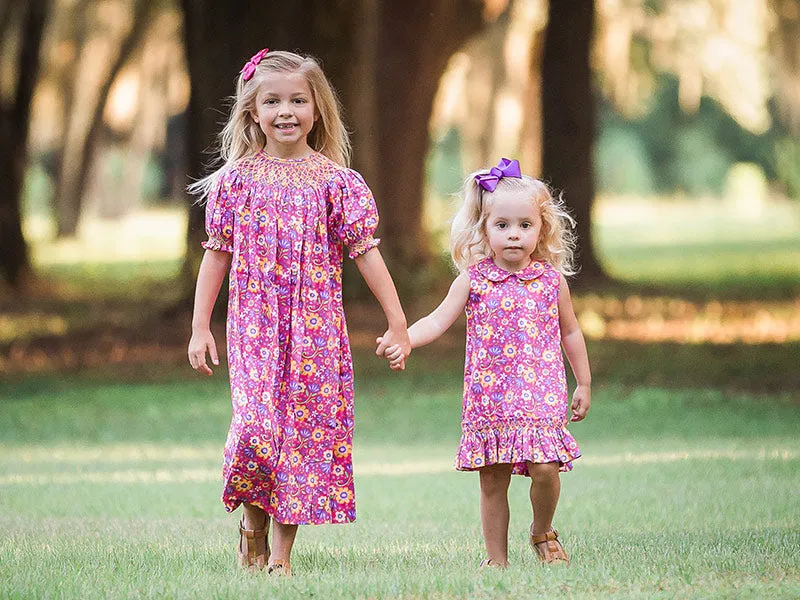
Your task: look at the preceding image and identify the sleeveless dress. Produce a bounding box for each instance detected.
[455,257,581,475]
[203,151,380,524]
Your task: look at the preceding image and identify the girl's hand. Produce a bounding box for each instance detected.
[188,327,219,376]
[375,335,409,371]
[380,342,406,370]
[570,385,591,421]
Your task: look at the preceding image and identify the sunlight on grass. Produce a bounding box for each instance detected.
[0,446,795,486]
[24,208,187,266]
[574,294,800,344]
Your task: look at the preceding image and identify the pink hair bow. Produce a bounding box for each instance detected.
[474,158,522,192]
[241,47,269,81]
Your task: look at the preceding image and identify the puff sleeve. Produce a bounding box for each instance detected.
[201,167,239,253]
[329,169,381,259]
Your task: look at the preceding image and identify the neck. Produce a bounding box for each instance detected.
[262,141,313,160]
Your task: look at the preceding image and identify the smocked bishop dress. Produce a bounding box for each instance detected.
[203,151,380,524]
[456,257,581,475]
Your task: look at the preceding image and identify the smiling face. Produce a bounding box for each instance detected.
[484,192,542,272]
[251,70,317,159]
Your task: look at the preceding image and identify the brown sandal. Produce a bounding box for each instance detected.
[479,558,507,570]
[266,558,292,577]
[529,526,570,565]
[237,517,269,570]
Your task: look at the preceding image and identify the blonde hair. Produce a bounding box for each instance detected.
[188,50,351,199]
[450,170,577,276]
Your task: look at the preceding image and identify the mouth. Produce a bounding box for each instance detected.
[274,123,298,130]
[505,246,523,251]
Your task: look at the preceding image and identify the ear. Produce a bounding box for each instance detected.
[250,110,259,124]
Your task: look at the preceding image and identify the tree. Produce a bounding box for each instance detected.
[0,0,51,287]
[541,0,605,283]
[371,1,483,284]
[52,0,157,238]
[179,0,483,299]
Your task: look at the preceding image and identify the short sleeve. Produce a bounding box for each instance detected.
[201,168,240,253]
[329,169,381,259]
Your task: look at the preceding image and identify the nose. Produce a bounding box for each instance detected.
[278,101,293,116]
[508,228,520,239]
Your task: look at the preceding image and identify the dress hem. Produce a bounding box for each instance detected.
[455,421,581,474]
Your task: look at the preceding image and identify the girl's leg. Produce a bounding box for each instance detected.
[242,502,269,530]
[270,521,299,563]
[527,461,561,537]
[479,463,513,566]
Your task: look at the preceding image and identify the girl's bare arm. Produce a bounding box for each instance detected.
[557,274,591,420]
[383,272,470,366]
[353,247,410,367]
[188,249,232,376]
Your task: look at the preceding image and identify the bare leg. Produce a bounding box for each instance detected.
[271,520,299,564]
[242,502,269,531]
[479,463,513,566]
[527,461,561,553]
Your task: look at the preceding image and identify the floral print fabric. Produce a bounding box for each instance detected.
[203,151,380,524]
[456,257,581,475]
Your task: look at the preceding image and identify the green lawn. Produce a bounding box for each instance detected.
[1,348,798,599]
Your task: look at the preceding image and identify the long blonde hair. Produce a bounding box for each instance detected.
[188,50,351,199]
[450,171,577,276]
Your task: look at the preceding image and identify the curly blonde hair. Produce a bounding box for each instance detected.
[450,170,577,276]
[189,50,350,199]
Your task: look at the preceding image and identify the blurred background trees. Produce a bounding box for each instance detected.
[1,0,799,295]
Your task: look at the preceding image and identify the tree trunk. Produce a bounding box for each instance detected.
[541,0,606,283]
[53,0,155,238]
[0,0,50,287]
[374,0,483,287]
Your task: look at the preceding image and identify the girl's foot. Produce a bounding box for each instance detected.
[479,558,507,570]
[238,517,269,570]
[529,526,569,565]
[267,558,292,577]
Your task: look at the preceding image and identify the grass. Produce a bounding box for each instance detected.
[3,196,798,597]
[1,348,798,599]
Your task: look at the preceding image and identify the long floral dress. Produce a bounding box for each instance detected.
[455,257,581,475]
[202,151,380,524]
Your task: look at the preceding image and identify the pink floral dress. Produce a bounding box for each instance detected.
[203,151,380,524]
[456,257,581,475]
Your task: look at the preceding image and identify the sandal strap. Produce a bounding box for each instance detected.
[529,529,558,544]
[239,517,268,536]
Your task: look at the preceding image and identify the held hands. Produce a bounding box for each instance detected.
[188,327,219,376]
[375,327,411,371]
[570,384,591,422]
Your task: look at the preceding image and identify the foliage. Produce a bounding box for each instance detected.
[597,76,800,199]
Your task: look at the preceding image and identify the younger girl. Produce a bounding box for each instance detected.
[382,159,591,567]
[188,48,410,575]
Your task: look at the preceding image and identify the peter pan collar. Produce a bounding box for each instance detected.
[475,257,547,282]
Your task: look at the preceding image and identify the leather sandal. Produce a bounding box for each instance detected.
[266,558,292,577]
[479,558,507,570]
[529,526,570,565]
[237,517,269,570]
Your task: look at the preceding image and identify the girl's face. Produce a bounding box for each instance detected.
[484,193,541,272]
[252,70,317,159]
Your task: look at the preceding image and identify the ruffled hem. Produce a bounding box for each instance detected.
[202,236,233,252]
[347,236,380,259]
[455,422,581,474]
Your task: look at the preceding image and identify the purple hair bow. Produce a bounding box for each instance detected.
[474,158,522,192]
[241,47,269,81]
